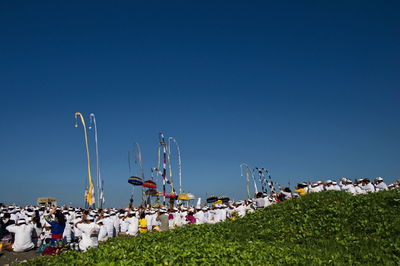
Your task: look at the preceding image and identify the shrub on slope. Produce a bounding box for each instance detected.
[28,190,400,265]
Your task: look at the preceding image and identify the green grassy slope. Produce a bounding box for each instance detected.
[28,190,400,265]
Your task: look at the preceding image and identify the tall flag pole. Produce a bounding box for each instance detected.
[134,142,145,205]
[89,113,104,208]
[169,137,183,194]
[75,112,95,207]
[251,168,258,194]
[159,133,167,205]
[240,163,251,199]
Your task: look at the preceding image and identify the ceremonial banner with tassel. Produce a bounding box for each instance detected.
[75,112,95,206]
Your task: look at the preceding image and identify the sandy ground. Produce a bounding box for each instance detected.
[0,250,39,265]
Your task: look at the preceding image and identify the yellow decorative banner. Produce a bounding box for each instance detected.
[75,112,95,206]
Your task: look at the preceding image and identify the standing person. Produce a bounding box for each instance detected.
[75,216,100,251]
[44,207,66,249]
[156,209,169,232]
[6,218,34,252]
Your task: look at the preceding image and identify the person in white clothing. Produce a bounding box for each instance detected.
[194,207,205,225]
[341,180,356,195]
[309,183,322,193]
[6,219,34,252]
[103,214,115,238]
[353,179,366,195]
[235,202,246,217]
[96,220,108,242]
[331,181,341,191]
[324,180,335,191]
[362,178,375,193]
[126,212,139,236]
[374,177,388,192]
[75,216,100,252]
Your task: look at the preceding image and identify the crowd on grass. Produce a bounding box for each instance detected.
[0,177,398,256]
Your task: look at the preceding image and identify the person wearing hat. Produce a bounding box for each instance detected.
[73,213,83,241]
[75,216,100,251]
[119,213,129,235]
[156,209,169,231]
[5,218,34,252]
[96,219,108,242]
[294,184,307,196]
[194,207,205,225]
[126,211,139,236]
[103,213,115,238]
[331,181,341,191]
[361,178,375,193]
[353,179,366,195]
[309,183,322,193]
[341,179,356,195]
[235,201,246,218]
[374,177,388,192]
[324,180,335,191]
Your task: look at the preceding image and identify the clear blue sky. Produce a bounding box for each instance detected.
[0,1,399,207]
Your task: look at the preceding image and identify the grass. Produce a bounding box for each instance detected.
[27,189,400,265]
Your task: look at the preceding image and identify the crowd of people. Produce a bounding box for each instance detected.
[0,177,398,256]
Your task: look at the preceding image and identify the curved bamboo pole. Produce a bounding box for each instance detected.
[240,163,251,199]
[169,137,182,194]
[89,113,103,208]
[75,112,94,206]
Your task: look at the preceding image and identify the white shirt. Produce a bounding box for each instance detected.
[194,210,205,225]
[120,218,129,233]
[325,185,335,191]
[126,217,139,236]
[375,182,388,192]
[362,183,375,193]
[354,186,366,195]
[98,224,108,241]
[6,224,34,252]
[236,205,246,217]
[309,186,322,193]
[76,222,100,251]
[341,184,356,195]
[103,217,115,237]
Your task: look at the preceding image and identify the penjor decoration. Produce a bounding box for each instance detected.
[128,143,145,205]
[265,169,275,195]
[158,132,176,205]
[240,163,252,199]
[254,167,268,194]
[75,112,95,206]
[240,163,259,198]
[168,137,183,194]
[89,113,105,208]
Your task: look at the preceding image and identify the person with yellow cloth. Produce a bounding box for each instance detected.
[138,212,147,234]
[294,183,307,196]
